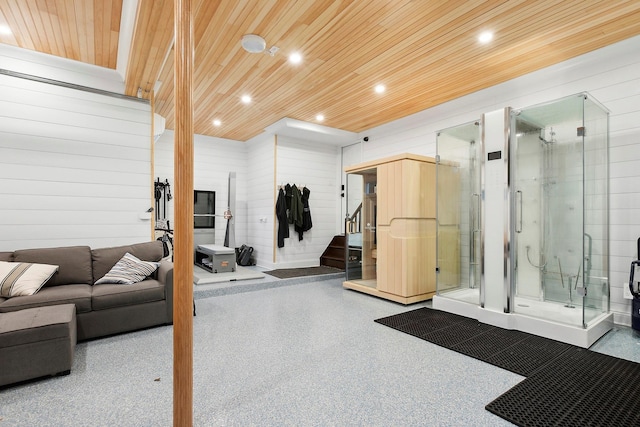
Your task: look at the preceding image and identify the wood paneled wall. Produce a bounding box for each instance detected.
[0,73,152,251]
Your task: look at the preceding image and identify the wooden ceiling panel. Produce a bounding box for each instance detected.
[123,0,174,97]
[1,1,640,141]
[0,0,121,68]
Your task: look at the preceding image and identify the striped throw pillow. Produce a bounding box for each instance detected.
[0,261,59,297]
[94,252,159,285]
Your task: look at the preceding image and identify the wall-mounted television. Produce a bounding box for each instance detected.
[194,190,215,229]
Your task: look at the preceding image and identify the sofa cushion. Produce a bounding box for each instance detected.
[94,253,159,285]
[92,241,163,283]
[0,252,13,262]
[91,279,165,311]
[0,284,92,313]
[0,261,59,297]
[13,246,93,287]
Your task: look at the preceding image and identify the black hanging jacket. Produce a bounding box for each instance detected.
[295,187,312,241]
[276,188,289,247]
[288,184,304,228]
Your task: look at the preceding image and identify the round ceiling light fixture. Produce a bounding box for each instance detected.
[478,31,493,44]
[241,34,266,53]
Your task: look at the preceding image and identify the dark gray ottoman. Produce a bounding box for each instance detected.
[0,304,76,387]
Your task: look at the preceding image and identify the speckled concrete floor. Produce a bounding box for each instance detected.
[1,277,638,426]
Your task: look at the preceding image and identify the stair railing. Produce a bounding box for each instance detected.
[345,202,362,234]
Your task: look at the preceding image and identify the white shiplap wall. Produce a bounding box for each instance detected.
[246,134,276,268]
[350,35,640,326]
[0,73,152,251]
[153,130,249,247]
[275,136,340,268]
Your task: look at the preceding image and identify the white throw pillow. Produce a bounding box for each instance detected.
[0,261,59,297]
[94,252,159,285]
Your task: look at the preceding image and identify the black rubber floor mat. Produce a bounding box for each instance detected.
[486,346,640,426]
[375,308,573,376]
[485,334,573,377]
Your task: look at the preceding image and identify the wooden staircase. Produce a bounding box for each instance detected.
[320,234,346,269]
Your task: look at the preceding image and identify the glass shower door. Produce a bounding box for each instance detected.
[582,95,610,326]
[436,121,482,305]
[510,93,609,328]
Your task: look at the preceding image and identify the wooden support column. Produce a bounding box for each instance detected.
[272,135,277,264]
[150,92,156,240]
[173,0,194,425]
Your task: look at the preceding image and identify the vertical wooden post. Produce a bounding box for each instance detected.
[272,135,277,264]
[173,0,194,425]
[150,92,156,240]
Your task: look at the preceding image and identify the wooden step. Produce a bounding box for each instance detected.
[320,256,346,269]
[320,234,346,270]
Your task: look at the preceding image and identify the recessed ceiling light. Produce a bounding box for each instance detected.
[0,25,11,36]
[478,31,493,44]
[241,94,252,104]
[316,114,324,122]
[289,52,302,64]
[374,84,386,94]
[213,119,221,127]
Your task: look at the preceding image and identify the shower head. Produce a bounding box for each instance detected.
[540,127,556,144]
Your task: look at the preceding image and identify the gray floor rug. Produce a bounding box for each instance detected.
[264,266,344,279]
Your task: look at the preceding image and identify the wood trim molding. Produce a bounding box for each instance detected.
[273,134,278,265]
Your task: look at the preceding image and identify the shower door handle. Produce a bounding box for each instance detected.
[515,190,523,233]
[470,193,479,259]
[473,193,481,230]
[470,193,481,256]
[470,193,481,289]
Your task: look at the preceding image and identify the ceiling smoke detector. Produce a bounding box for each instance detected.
[241,34,279,56]
[241,34,266,53]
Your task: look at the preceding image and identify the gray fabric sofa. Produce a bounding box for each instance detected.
[0,241,174,341]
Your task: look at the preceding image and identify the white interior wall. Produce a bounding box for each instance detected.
[0,73,152,251]
[274,136,340,268]
[153,130,248,247]
[0,44,125,94]
[350,35,640,326]
[246,134,276,268]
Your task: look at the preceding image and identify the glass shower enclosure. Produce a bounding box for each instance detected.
[436,121,482,305]
[510,93,609,328]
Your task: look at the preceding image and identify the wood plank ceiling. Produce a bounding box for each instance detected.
[1,0,640,141]
[0,0,121,68]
